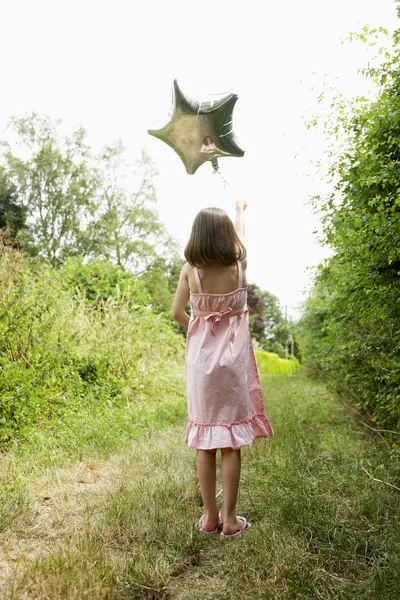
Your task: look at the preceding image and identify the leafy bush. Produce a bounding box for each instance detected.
[297,27,400,429]
[0,245,184,448]
[60,256,152,306]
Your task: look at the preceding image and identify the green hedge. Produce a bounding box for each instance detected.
[255,349,300,375]
[296,27,400,430]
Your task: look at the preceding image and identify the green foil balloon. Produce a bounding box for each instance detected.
[148,79,245,175]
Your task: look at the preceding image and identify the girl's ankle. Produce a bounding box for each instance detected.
[222,511,236,523]
[204,508,219,518]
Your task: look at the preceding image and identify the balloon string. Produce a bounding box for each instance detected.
[211,158,230,188]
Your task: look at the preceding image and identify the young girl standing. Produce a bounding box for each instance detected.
[172,200,273,538]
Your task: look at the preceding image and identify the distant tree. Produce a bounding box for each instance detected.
[0,167,27,251]
[247,284,266,336]
[261,290,291,353]
[2,113,99,265]
[141,255,188,338]
[247,284,292,356]
[1,115,178,274]
[141,256,177,313]
[83,143,177,272]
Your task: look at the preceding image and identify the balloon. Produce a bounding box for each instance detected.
[148,79,245,175]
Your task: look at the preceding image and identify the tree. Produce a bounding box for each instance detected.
[1,115,178,274]
[83,143,177,272]
[247,284,266,336]
[0,167,26,247]
[140,255,189,338]
[2,114,99,265]
[261,290,292,357]
[247,284,291,356]
[140,257,172,313]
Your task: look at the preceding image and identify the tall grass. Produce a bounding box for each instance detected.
[0,245,184,448]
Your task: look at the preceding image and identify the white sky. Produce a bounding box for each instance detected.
[1,0,398,321]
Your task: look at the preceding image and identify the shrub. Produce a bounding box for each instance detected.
[0,246,184,447]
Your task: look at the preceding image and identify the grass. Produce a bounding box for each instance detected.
[0,367,399,599]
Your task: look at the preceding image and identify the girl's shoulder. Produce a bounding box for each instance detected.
[183,258,247,271]
[238,255,247,270]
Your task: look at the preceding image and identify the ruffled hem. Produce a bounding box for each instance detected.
[184,413,274,450]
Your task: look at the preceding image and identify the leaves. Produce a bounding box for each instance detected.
[0,244,184,446]
[298,23,400,430]
[2,114,100,265]
[0,116,177,274]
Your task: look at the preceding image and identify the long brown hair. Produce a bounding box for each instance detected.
[184,207,247,267]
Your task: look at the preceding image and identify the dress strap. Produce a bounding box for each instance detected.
[237,259,243,288]
[193,266,203,294]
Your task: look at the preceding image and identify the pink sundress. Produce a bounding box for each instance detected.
[184,259,274,450]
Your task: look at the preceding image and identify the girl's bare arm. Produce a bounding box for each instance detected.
[235,199,247,242]
[172,264,190,328]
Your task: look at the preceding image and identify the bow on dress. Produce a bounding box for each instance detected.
[203,306,248,342]
[204,307,233,336]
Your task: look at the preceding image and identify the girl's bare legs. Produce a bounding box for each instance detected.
[221,447,242,534]
[196,448,219,530]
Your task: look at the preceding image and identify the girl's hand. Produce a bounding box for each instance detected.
[236,198,247,211]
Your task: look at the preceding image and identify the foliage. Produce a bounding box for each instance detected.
[60,256,152,306]
[140,255,183,312]
[0,243,184,449]
[140,254,189,338]
[298,23,400,429]
[291,326,304,364]
[247,283,297,359]
[255,349,300,375]
[82,143,177,271]
[2,114,99,265]
[0,167,26,245]
[247,283,266,336]
[0,115,178,274]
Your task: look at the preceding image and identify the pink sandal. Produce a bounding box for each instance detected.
[220,516,251,539]
[198,511,223,534]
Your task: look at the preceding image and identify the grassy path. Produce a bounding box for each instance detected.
[0,369,399,599]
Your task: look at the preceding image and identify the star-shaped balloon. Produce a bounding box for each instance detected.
[148,79,245,175]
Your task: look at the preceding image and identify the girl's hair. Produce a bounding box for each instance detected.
[184,207,247,267]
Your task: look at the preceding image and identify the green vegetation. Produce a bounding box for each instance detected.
[0,111,298,452]
[247,285,296,358]
[0,241,184,449]
[255,349,300,375]
[1,17,400,596]
[298,23,400,430]
[0,114,176,269]
[1,370,399,599]
[0,112,295,352]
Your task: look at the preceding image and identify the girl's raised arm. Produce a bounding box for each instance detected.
[235,199,247,243]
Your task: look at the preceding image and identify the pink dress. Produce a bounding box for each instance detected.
[184,260,274,450]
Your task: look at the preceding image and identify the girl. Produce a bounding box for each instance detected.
[172,200,273,538]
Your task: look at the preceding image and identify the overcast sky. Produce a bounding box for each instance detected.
[1,0,398,320]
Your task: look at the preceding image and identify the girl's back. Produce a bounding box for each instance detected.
[186,260,247,296]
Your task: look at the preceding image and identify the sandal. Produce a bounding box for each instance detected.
[198,511,223,534]
[220,516,251,538]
